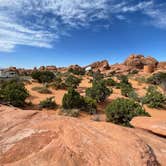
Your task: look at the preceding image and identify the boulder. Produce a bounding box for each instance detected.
[88,60,110,71]
[124,54,158,69]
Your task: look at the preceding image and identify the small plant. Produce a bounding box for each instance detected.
[86,80,112,103]
[65,75,81,88]
[83,96,97,114]
[105,98,150,127]
[68,68,85,75]
[105,78,117,86]
[142,86,166,108]
[120,83,133,97]
[147,72,166,85]
[32,86,52,94]
[0,80,29,107]
[32,71,55,83]
[39,97,57,109]
[92,71,104,83]
[129,70,139,75]
[62,88,84,109]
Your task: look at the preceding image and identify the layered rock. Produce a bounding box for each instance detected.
[0,105,165,166]
[88,60,110,72]
[124,54,158,69]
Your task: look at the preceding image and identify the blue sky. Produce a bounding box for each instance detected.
[0,0,166,68]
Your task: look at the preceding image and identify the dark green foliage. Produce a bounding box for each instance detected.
[105,78,117,86]
[39,97,57,109]
[120,83,133,97]
[92,71,104,83]
[32,71,55,83]
[68,68,85,75]
[147,72,166,85]
[65,75,81,88]
[143,86,166,108]
[83,97,97,114]
[62,88,84,109]
[105,98,150,127]
[86,80,112,103]
[50,77,67,90]
[118,75,130,85]
[0,80,29,107]
[129,70,139,75]
[32,86,52,94]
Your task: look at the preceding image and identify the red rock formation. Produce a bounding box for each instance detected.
[88,60,110,71]
[124,54,158,69]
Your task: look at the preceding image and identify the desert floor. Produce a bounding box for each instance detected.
[25,75,166,121]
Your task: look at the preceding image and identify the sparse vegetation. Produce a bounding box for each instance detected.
[32,86,52,94]
[86,80,112,103]
[39,97,57,109]
[105,78,117,86]
[61,108,80,117]
[105,98,150,127]
[0,80,29,107]
[62,88,84,109]
[83,96,97,114]
[65,75,81,89]
[142,86,166,108]
[147,72,166,85]
[68,68,85,75]
[32,71,55,83]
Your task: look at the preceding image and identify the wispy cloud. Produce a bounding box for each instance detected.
[0,0,165,52]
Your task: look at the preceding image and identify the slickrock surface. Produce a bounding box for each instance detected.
[0,105,165,166]
[131,117,166,137]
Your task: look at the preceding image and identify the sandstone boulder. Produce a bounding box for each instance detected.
[124,54,158,69]
[88,60,110,71]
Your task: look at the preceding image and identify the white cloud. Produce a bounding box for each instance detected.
[0,0,165,52]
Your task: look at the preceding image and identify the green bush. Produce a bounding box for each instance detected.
[39,97,57,109]
[68,68,85,75]
[0,80,29,107]
[129,70,139,75]
[92,71,104,83]
[120,83,133,97]
[147,72,166,85]
[65,75,81,88]
[118,75,130,85]
[32,71,55,83]
[86,80,112,103]
[105,98,150,127]
[142,86,166,108]
[83,96,97,114]
[105,78,117,86]
[32,86,52,94]
[62,88,84,109]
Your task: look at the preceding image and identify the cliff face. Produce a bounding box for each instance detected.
[0,105,165,166]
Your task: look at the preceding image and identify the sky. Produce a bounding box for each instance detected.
[0,0,166,68]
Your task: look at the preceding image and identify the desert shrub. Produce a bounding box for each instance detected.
[120,83,133,97]
[129,70,139,75]
[49,77,67,90]
[118,75,129,85]
[142,86,166,108]
[62,88,84,109]
[105,98,150,127]
[65,75,81,88]
[0,80,29,107]
[86,80,112,103]
[32,86,52,94]
[105,78,117,86]
[68,68,85,75]
[147,72,166,85]
[92,71,104,83]
[32,71,55,83]
[39,97,57,109]
[128,90,140,102]
[83,96,97,114]
[135,76,147,83]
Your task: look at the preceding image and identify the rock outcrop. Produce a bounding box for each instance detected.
[124,54,158,69]
[0,105,165,166]
[131,117,166,137]
[88,60,110,72]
